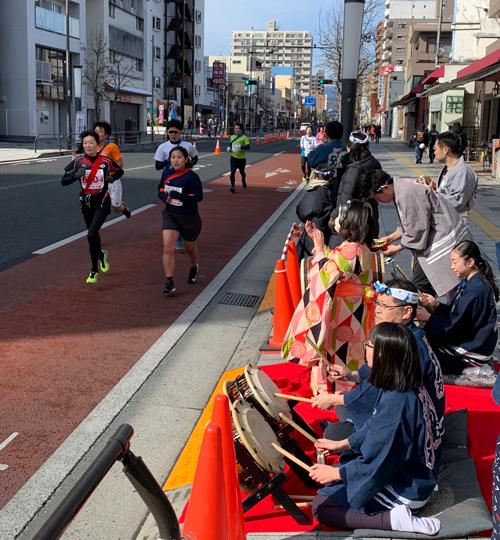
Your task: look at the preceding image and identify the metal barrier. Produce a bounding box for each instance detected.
[33,424,181,540]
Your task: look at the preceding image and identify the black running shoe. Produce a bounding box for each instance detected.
[123,207,131,219]
[187,264,199,284]
[163,277,176,294]
[230,186,236,193]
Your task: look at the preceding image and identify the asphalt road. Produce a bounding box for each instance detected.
[0,138,298,271]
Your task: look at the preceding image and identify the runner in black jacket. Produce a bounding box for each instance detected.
[62,130,123,284]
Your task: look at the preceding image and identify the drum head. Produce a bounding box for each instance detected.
[244,365,290,421]
[232,399,284,474]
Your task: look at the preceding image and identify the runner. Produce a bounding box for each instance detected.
[93,121,131,219]
[158,146,203,294]
[61,130,124,284]
[300,126,317,182]
[154,119,199,249]
[227,122,250,193]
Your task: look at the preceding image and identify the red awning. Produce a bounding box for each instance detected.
[421,65,445,86]
[457,48,500,80]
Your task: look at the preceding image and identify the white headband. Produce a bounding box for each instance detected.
[374,281,419,304]
[349,132,369,145]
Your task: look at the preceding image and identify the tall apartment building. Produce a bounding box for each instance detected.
[193,0,206,124]
[231,19,313,97]
[310,70,325,95]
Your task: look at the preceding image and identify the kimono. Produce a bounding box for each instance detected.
[394,177,471,296]
[282,242,377,394]
[425,273,498,370]
[317,387,441,514]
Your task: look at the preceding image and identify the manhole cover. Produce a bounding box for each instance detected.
[219,292,260,308]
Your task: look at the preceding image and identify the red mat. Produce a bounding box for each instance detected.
[242,363,500,533]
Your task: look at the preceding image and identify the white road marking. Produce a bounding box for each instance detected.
[32,204,156,255]
[274,151,285,156]
[265,172,278,178]
[0,432,19,471]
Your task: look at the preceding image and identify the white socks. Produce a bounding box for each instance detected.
[390,504,441,536]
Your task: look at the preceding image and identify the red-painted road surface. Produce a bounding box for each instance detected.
[0,152,301,508]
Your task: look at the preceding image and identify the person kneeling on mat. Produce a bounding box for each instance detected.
[310,323,441,536]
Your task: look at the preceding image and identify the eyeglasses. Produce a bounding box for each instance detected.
[168,130,180,134]
[374,300,404,309]
[374,184,387,194]
[363,341,374,350]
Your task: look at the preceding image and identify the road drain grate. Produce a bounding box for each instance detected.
[219,292,260,308]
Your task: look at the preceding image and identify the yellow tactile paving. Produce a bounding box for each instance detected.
[163,366,244,491]
[392,152,500,241]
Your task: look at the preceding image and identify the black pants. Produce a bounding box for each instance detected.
[230,157,246,187]
[300,156,311,179]
[428,145,435,163]
[411,257,435,296]
[82,200,110,272]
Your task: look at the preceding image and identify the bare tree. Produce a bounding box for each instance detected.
[318,0,383,92]
[83,29,108,121]
[107,54,135,132]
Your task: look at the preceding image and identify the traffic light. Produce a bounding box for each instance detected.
[319,78,333,85]
[244,78,258,86]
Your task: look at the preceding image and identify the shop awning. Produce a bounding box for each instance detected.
[456,48,500,80]
[104,82,152,97]
[421,65,445,86]
[390,83,424,107]
[195,104,217,114]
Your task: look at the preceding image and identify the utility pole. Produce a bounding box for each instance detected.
[151,32,155,142]
[341,0,365,138]
[435,0,444,67]
[65,0,72,148]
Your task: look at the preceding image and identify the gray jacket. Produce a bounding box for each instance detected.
[394,177,472,296]
[437,157,478,215]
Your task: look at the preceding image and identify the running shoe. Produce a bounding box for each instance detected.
[230,186,236,193]
[123,207,131,219]
[187,264,199,284]
[176,237,185,250]
[86,271,98,284]
[99,250,110,273]
[163,277,176,294]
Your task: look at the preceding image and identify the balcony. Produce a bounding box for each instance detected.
[35,6,79,38]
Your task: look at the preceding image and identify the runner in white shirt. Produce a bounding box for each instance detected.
[300,126,318,182]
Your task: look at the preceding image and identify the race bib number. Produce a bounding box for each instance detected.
[232,144,241,152]
[81,167,105,190]
[167,186,183,206]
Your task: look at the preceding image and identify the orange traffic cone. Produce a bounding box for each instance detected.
[287,241,302,308]
[183,423,228,540]
[215,138,221,155]
[212,395,246,540]
[255,136,260,145]
[268,258,295,349]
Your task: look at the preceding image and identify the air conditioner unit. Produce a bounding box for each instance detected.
[36,60,52,84]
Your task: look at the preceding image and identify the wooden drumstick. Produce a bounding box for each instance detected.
[288,495,315,501]
[274,502,312,510]
[279,412,317,444]
[395,264,424,295]
[274,392,313,403]
[271,443,312,473]
[305,336,348,371]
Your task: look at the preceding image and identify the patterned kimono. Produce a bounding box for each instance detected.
[282,242,377,394]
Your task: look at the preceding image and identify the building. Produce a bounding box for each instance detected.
[0,0,83,139]
[310,70,325,95]
[231,19,313,98]
[192,0,205,127]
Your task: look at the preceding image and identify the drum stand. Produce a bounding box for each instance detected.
[235,441,312,525]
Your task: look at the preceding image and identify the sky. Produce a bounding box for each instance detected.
[204,0,333,70]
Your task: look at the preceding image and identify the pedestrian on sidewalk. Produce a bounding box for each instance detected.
[428,124,439,163]
[375,124,382,144]
[300,126,318,182]
[61,130,124,284]
[93,121,131,219]
[434,131,478,218]
[227,122,250,193]
[154,119,199,249]
[316,125,327,145]
[364,171,471,296]
[414,124,429,164]
[158,146,203,294]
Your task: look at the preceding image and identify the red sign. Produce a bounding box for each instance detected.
[212,61,226,86]
[380,65,395,76]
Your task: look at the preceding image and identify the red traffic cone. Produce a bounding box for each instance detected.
[215,138,221,155]
[268,258,295,349]
[212,395,246,540]
[183,423,228,540]
[287,241,302,308]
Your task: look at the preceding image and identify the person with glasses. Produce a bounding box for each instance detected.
[310,323,442,535]
[314,279,444,446]
[154,119,199,250]
[362,169,471,296]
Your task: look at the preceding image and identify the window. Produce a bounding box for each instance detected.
[36,46,65,101]
[153,76,161,89]
[153,16,161,30]
[396,48,405,53]
[194,84,201,96]
[110,50,116,62]
[195,35,201,48]
[195,59,201,72]
[195,10,202,23]
[445,96,464,114]
[155,46,161,59]
[136,58,143,71]
[109,1,115,18]
[136,17,144,31]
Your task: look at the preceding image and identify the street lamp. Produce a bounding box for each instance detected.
[341,0,365,137]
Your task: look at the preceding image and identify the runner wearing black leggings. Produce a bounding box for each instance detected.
[62,130,123,284]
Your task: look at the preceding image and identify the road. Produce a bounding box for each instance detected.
[0,139,293,271]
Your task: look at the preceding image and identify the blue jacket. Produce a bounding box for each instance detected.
[307,139,346,169]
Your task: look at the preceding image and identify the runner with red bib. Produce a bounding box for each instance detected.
[62,130,124,284]
[158,146,203,294]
